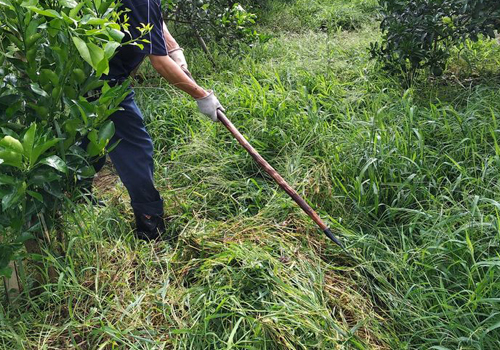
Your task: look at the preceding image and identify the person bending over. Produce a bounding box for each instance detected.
[84,0,224,240]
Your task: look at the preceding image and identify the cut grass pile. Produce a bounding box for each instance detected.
[2,0,500,349]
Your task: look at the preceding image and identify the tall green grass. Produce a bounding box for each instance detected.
[257,0,379,32]
[2,0,500,349]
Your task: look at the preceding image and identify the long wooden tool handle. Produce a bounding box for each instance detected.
[216,110,345,249]
[182,70,344,248]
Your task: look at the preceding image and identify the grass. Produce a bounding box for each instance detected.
[257,0,379,32]
[2,0,500,349]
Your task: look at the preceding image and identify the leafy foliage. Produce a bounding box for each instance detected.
[163,0,262,45]
[370,0,500,76]
[0,0,131,278]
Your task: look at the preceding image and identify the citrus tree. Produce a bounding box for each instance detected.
[163,0,261,46]
[370,0,500,77]
[0,0,132,281]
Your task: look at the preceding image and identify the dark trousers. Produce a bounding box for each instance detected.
[84,90,163,216]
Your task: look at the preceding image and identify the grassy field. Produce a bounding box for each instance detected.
[2,0,500,349]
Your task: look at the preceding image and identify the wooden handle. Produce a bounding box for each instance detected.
[216,110,328,231]
[181,70,344,248]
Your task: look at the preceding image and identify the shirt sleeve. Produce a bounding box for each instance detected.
[129,0,168,56]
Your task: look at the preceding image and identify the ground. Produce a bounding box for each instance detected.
[1,0,500,349]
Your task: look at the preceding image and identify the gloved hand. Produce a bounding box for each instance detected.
[169,48,188,71]
[196,90,225,122]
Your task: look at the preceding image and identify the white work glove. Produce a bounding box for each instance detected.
[196,90,225,122]
[169,48,188,71]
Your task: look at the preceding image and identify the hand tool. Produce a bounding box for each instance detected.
[216,109,345,250]
[184,69,345,249]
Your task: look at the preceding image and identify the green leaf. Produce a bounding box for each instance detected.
[78,165,96,178]
[96,58,109,76]
[25,19,41,41]
[71,100,90,125]
[61,11,77,25]
[107,139,121,153]
[98,121,115,143]
[0,266,13,279]
[23,6,62,18]
[21,0,40,7]
[466,231,474,257]
[2,182,25,210]
[72,36,92,66]
[28,170,61,186]
[104,41,120,59]
[88,43,104,64]
[39,155,67,173]
[86,130,103,157]
[0,174,16,185]
[0,0,13,8]
[14,232,35,244]
[31,138,62,165]
[226,317,244,350]
[40,69,59,86]
[59,0,77,8]
[83,17,108,25]
[69,2,84,18]
[87,42,105,73]
[49,18,63,30]
[22,123,36,161]
[0,150,22,168]
[42,180,63,198]
[484,320,500,336]
[30,83,49,97]
[27,190,43,202]
[0,135,24,154]
[107,28,125,42]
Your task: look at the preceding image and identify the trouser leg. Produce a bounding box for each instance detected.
[107,91,163,217]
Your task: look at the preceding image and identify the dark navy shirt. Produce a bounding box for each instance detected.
[106,0,168,80]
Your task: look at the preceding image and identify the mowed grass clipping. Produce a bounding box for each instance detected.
[2,0,500,349]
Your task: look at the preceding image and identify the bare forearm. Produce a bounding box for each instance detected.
[149,55,206,99]
[162,22,179,50]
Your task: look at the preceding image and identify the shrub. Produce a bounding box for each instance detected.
[370,0,500,77]
[0,0,130,280]
[163,0,262,47]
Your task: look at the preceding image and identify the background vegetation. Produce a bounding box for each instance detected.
[371,0,500,79]
[2,0,500,349]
